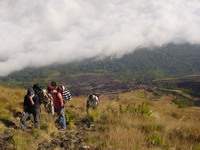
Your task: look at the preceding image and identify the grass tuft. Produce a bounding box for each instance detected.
[147,134,166,147]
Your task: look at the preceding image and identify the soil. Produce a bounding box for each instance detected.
[0,117,95,150]
[38,120,95,150]
[51,74,152,96]
[156,75,200,97]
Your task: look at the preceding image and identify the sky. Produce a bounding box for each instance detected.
[0,0,200,76]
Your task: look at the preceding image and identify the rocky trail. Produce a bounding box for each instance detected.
[38,120,95,150]
[0,116,95,150]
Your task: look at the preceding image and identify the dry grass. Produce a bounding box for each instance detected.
[85,90,200,150]
[0,86,200,150]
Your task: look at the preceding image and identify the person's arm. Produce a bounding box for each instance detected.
[95,96,99,101]
[58,93,64,108]
[29,95,35,105]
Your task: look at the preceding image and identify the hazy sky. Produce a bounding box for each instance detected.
[0,0,200,76]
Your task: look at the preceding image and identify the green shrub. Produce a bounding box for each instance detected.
[147,134,166,147]
[65,111,78,125]
[40,121,48,130]
[125,103,151,117]
[173,97,194,108]
[86,109,101,122]
[32,129,41,138]
[13,134,31,150]
[140,124,164,133]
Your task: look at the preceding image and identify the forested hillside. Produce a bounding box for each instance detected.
[1,43,200,88]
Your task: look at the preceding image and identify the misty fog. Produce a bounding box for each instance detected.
[0,0,200,76]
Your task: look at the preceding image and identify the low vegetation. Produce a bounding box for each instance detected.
[0,86,200,149]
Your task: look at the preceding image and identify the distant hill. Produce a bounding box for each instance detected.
[1,43,200,88]
[154,74,200,97]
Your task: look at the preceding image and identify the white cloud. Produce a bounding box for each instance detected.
[0,0,200,76]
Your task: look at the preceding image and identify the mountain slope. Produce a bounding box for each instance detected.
[0,84,200,149]
[1,43,200,88]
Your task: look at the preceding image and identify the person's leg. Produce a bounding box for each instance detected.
[86,101,89,113]
[33,108,40,129]
[20,112,30,130]
[95,101,99,109]
[50,100,54,115]
[59,108,66,129]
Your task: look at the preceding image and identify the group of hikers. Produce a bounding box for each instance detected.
[20,81,100,130]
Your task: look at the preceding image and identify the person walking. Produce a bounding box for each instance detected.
[48,85,66,130]
[20,87,41,130]
[86,93,100,113]
[43,88,54,115]
[33,83,43,105]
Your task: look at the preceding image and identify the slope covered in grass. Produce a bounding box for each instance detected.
[0,86,200,149]
[88,91,200,149]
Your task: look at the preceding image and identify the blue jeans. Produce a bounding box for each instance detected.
[54,108,66,129]
[20,108,40,130]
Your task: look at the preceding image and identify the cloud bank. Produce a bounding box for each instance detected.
[0,0,200,76]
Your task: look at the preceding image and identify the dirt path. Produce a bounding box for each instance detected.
[38,120,95,150]
[0,118,95,150]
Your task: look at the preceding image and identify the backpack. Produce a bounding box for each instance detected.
[27,87,35,96]
[58,86,72,102]
[43,93,54,115]
[87,94,99,109]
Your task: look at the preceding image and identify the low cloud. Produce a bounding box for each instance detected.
[0,0,200,76]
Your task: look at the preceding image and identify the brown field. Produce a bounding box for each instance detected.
[0,85,200,150]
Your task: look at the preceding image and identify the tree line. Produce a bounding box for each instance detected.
[1,43,200,88]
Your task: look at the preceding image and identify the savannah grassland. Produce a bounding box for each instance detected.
[0,86,200,150]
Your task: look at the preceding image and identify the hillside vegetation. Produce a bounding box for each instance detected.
[1,43,200,88]
[0,86,200,150]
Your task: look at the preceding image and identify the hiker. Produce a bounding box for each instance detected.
[43,88,54,115]
[51,81,58,91]
[86,93,100,112]
[49,85,66,130]
[57,85,72,103]
[32,83,43,105]
[20,87,41,130]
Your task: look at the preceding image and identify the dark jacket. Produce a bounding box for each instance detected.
[33,84,43,105]
[23,94,40,113]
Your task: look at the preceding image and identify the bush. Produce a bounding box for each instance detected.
[172,97,194,108]
[125,103,152,118]
[147,134,166,147]
[86,109,101,122]
[65,111,78,125]
[13,134,32,150]
[40,121,48,130]
[140,124,164,133]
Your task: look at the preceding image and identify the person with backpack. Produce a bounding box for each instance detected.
[51,80,58,91]
[20,87,41,130]
[49,85,66,130]
[43,88,54,115]
[86,93,100,112]
[57,85,72,103]
[33,83,43,105]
